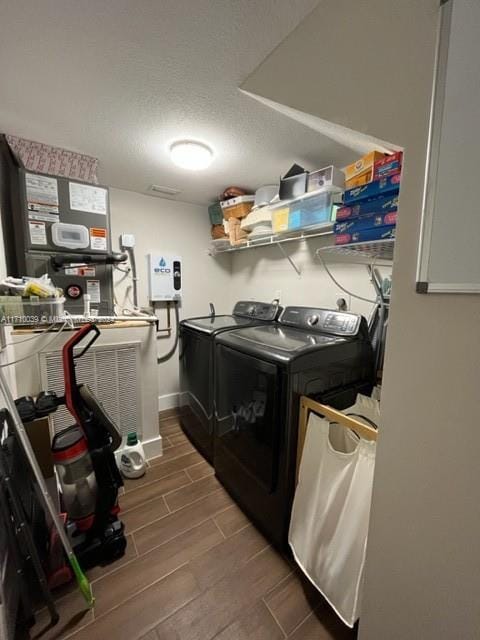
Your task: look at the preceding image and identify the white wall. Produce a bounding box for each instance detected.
[230,234,388,319]
[243,1,480,638]
[109,188,231,408]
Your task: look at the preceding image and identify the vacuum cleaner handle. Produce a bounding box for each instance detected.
[73,324,101,360]
[63,323,100,426]
[64,322,100,359]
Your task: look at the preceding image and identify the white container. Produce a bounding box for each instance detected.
[120,433,146,479]
[254,185,278,208]
[240,206,273,230]
[249,224,274,239]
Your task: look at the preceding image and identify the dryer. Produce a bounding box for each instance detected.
[178,301,281,462]
[214,306,374,549]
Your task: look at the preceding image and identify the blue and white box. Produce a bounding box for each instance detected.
[343,173,401,205]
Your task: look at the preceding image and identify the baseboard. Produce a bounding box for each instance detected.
[158,392,180,412]
[178,391,189,407]
[142,433,163,460]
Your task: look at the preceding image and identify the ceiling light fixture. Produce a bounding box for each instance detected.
[169,140,213,171]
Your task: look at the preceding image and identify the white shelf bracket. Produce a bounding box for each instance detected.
[276,242,302,276]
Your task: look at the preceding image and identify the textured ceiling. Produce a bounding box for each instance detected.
[0,0,357,205]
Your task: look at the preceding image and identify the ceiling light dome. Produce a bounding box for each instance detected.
[169,140,213,170]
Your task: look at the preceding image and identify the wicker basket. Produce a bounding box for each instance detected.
[221,195,255,220]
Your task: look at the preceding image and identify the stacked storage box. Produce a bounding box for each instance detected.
[220,195,254,246]
[335,152,402,245]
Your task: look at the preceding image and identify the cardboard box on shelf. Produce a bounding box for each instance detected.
[343,173,401,204]
[373,151,403,180]
[343,150,386,184]
[25,418,54,479]
[335,224,396,245]
[228,217,250,245]
[345,172,374,189]
[336,193,399,221]
[334,211,397,234]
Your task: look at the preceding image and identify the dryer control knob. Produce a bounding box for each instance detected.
[307,314,319,326]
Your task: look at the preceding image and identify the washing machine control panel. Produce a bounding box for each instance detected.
[233,300,281,321]
[280,307,361,336]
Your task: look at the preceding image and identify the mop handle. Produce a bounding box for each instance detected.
[0,368,76,558]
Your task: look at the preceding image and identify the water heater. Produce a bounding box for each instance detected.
[148,254,182,301]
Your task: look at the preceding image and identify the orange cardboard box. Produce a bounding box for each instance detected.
[345,172,373,189]
[344,151,386,184]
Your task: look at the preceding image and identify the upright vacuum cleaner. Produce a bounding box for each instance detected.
[10,322,127,595]
[51,322,127,569]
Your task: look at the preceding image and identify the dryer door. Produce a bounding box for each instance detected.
[215,346,282,493]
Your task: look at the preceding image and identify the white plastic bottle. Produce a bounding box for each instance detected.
[120,432,146,479]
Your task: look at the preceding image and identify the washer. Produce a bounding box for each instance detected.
[214,306,374,549]
[179,301,281,462]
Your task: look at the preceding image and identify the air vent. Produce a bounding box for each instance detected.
[39,342,141,437]
[148,184,181,197]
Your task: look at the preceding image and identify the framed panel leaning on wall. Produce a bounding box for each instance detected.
[416,0,480,294]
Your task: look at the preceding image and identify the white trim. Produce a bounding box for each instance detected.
[158,392,180,412]
[426,282,480,294]
[416,0,452,285]
[115,433,163,466]
[178,391,189,407]
[142,433,163,460]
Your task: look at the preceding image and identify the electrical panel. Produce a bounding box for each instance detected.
[148,254,182,302]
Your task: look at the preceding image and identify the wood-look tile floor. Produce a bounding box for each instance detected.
[30,410,357,640]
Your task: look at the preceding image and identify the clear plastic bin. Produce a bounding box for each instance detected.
[271,204,290,234]
[270,188,339,234]
[0,296,65,326]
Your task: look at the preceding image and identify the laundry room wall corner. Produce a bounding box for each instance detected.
[241,1,480,638]
[229,238,389,317]
[109,188,232,407]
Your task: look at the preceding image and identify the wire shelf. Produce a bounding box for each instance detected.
[317,239,395,262]
[209,224,334,254]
